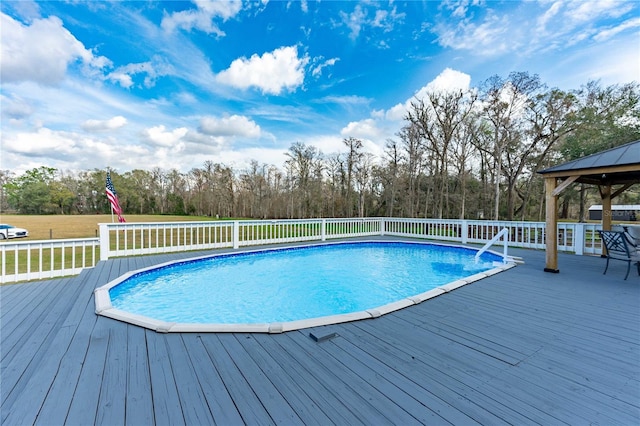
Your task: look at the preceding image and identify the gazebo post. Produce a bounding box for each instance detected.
[544,177,559,273]
[600,183,612,256]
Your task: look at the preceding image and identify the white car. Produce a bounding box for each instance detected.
[0,224,29,239]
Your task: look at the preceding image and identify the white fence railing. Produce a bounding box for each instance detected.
[1,218,605,283]
[98,218,383,260]
[1,238,99,283]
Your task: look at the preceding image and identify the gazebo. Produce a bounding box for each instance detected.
[537,140,640,272]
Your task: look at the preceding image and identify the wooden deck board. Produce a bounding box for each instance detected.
[163,334,217,425]
[179,334,244,425]
[1,239,639,425]
[124,326,155,426]
[233,333,336,426]
[145,332,186,426]
[251,332,366,425]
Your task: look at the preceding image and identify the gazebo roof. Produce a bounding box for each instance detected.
[538,140,640,185]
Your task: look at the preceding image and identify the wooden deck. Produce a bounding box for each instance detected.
[1,238,639,425]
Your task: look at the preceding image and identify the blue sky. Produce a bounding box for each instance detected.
[1,0,639,175]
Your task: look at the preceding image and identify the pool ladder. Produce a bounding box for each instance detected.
[475,227,524,265]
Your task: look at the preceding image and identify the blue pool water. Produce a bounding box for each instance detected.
[109,242,502,324]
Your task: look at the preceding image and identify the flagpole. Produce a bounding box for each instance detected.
[106,169,126,223]
[108,168,114,223]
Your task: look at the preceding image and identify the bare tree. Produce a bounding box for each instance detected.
[406,88,477,218]
[479,73,539,219]
[343,137,364,217]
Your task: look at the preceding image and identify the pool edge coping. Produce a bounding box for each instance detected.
[94,240,517,333]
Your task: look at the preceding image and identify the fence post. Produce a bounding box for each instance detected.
[573,223,585,255]
[233,221,240,249]
[461,220,468,244]
[321,219,326,241]
[380,218,386,236]
[99,223,110,261]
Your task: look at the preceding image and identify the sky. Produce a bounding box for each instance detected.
[1,0,639,176]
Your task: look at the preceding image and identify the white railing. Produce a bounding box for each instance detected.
[99,221,235,258]
[383,218,602,255]
[99,218,383,259]
[1,238,99,284]
[1,218,606,283]
[475,228,510,263]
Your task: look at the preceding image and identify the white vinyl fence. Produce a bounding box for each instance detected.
[1,238,99,283]
[1,218,603,283]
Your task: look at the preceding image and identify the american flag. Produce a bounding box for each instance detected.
[106,171,126,223]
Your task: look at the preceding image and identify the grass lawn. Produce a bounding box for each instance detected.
[0,214,220,241]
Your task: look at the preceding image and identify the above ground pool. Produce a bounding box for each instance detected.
[94,241,515,333]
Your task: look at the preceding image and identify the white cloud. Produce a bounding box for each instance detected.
[339,4,405,40]
[433,12,511,56]
[1,94,34,121]
[441,0,485,19]
[216,46,309,95]
[311,57,339,78]
[341,119,381,139]
[593,17,640,41]
[0,13,110,85]
[82,116,127,132]
[3,127,77,157]
[143,125,189,147]
[216,146,290,170]
[566,0,632,23]
[372,6,406,32]
[106,56,174,89]
[340,4,367,40]
[383,103,407,122]
[549,33,640,87]
[107,72,134,89]
[537,1,562,31]
[0,127,141,171]
[422,67,471,93]
[161,0,242,35]
[316,95,370,106]
[434,0,637,58]
[304,134,346,156]
[199,115,261,138]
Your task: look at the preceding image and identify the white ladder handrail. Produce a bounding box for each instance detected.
[475,227,510,264]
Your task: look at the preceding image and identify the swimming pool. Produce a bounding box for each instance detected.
[94,241,515,333]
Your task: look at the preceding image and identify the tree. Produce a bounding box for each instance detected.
[479,72,542,219]
[342,137,364,217]
[5,166,58,214]
[559,81,640,220]
[378,139,403,216]
[285,142,322,218]
[406,88,477,218]
[0,170,15,213]
[395,123,425,217]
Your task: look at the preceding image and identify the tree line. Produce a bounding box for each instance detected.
[2,74,639,221]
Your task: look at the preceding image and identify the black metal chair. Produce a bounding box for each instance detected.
[598,230,640,280]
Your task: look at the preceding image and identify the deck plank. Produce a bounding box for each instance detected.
[251,332,366,425]
[124,325,155,426]
[233,333,334,425]
[198,333,274,425]
[64,318,111,426]
[179,334,244,426]
[145,332,186,426]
